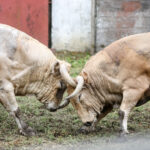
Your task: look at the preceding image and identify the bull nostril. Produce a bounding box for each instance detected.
[84,122,92,127]
[49,108,57,112]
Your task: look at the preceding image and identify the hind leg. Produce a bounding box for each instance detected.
[0,79,35,136]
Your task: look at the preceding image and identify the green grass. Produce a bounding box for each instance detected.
[56,51,90,77]
[0,52,150,149]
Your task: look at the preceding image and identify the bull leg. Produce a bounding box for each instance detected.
[119,88,147,135]
[0,79,35,136]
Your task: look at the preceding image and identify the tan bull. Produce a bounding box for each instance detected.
[59,33,150,135]
[0,24,76,136]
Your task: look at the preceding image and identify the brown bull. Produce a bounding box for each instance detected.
[59,33,150,135]
[0,24,76,136]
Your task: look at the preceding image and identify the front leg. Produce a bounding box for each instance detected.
[11,109,35,136]
[0,79,35,136]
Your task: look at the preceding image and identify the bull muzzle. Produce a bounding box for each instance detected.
[46,101,58,112]
[84,121,92,127]
[49,107,57,112]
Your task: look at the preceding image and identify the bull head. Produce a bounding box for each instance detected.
[57,72,99,133]
[46,60,84,111]
[43,61,78,112]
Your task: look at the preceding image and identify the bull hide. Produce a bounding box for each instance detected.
[0,24,71,136]
[65,33,150,135]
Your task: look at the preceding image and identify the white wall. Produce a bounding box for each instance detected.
[52,0,92,52]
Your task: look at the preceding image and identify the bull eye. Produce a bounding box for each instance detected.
[79,94,81,100]
[78,94,81,102]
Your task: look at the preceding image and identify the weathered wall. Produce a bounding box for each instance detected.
[52,0,92,52]
[96,0,150,51]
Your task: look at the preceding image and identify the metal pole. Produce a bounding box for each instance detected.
[91,0,96,54]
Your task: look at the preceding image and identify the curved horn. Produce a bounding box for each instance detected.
[60,63,76,87]
[58,76,84,109]
[66,76,84,99]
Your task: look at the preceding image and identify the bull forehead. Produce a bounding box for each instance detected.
[38,81,59,98]
[71,97,97,123]
[38,78,66,104]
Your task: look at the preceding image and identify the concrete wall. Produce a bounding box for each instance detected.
[52,0,92,52]
[96,0,150,52]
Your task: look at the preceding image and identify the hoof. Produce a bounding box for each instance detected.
[20,127,36,136]
[119,130,129,137]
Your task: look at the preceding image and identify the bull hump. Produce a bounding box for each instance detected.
[0,25,19,60]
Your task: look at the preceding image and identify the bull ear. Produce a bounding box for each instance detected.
[82,71,88,83]
[52,61,60,76]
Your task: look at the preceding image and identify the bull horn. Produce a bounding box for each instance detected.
[58,76,84,109]
[66,76,84,99]
[60,63,76,87]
